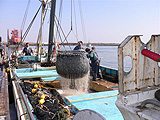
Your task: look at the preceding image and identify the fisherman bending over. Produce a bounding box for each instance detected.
[92,46,102,79]
[73,41,84,50]
[22,43,33,56]
[85,48,101,81]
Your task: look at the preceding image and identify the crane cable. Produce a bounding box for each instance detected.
[57,0,86,45]
[78,0,87,43]
[20,0,31,32]
[58,0,79,49]
[73,0,78,41]
[64,0,79,43]
[50,0,86,51]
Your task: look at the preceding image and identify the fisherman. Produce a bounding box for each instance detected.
[92,46,103,79]
[73,41,84,50]
[22,43,33,56]
[92,46,98,57]
[0,43,4,57]
[0,37,4,57]
[85,48,100,81]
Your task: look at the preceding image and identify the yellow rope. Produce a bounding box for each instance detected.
[70,94,117,103]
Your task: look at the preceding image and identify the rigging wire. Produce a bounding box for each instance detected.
[20,0,31,32]
[58,0,63,22]
[22,4,42,42]
[71,0,73,30]
[11,3,42,68]
[78,0,87,43]
[56,0,73,49]
[54,20,66,49]
[73,0,78,41]
[56,0,63,40]
[55,16,72,49]
[50,0,87,51]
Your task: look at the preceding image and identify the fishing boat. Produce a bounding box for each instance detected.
[116,35,160,120]
[4,0,124,120]
[86,42,91,47]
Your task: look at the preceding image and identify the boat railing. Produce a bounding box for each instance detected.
[118,35,160,97]
[12,80,35,120]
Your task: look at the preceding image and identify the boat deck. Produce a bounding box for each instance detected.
[14,67,118,92]
[10,66,119,119]
[64,90,123,120]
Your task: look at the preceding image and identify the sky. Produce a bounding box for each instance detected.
[0,0,160,44]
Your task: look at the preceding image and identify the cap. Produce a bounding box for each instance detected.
[85,48,90,52]
[78,41,83,44]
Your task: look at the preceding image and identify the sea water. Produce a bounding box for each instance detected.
[8,45,119,68]
[59,45,131,71]
[8,45,132,70]
[59,45,118,69]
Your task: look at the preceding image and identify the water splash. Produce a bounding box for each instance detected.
[60,72,89,96]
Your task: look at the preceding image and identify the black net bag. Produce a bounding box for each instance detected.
[56,50,89,79]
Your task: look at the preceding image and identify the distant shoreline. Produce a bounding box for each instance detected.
[4,42,119,46]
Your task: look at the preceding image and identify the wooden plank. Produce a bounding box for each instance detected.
[0,70,9,119]
[89,80,118,92]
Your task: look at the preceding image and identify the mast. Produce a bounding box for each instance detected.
[39,2,45,61]
[36,1,46,61]
[48,0,56,63]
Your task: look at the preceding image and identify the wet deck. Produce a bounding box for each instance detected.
[64,90,123,120]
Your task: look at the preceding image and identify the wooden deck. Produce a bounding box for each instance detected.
[90,79,118,92]
[0,68,10,119]
[24,78,118,92]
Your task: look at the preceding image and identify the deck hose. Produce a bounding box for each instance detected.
[56,50,89,79]
[140,99,160,108]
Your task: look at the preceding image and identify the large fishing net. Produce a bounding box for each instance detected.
[20,82,70,120]
[56,50,89,79]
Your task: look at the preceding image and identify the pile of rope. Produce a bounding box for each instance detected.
[20,82,70,120]
[56,50,89,79]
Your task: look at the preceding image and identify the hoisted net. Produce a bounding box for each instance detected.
[56,50,89,79]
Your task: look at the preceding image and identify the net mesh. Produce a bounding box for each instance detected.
[56,50,89,79]
[20,82,69,119]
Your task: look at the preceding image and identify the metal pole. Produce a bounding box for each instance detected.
[48,0,56,63]
[38,3,45,61]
